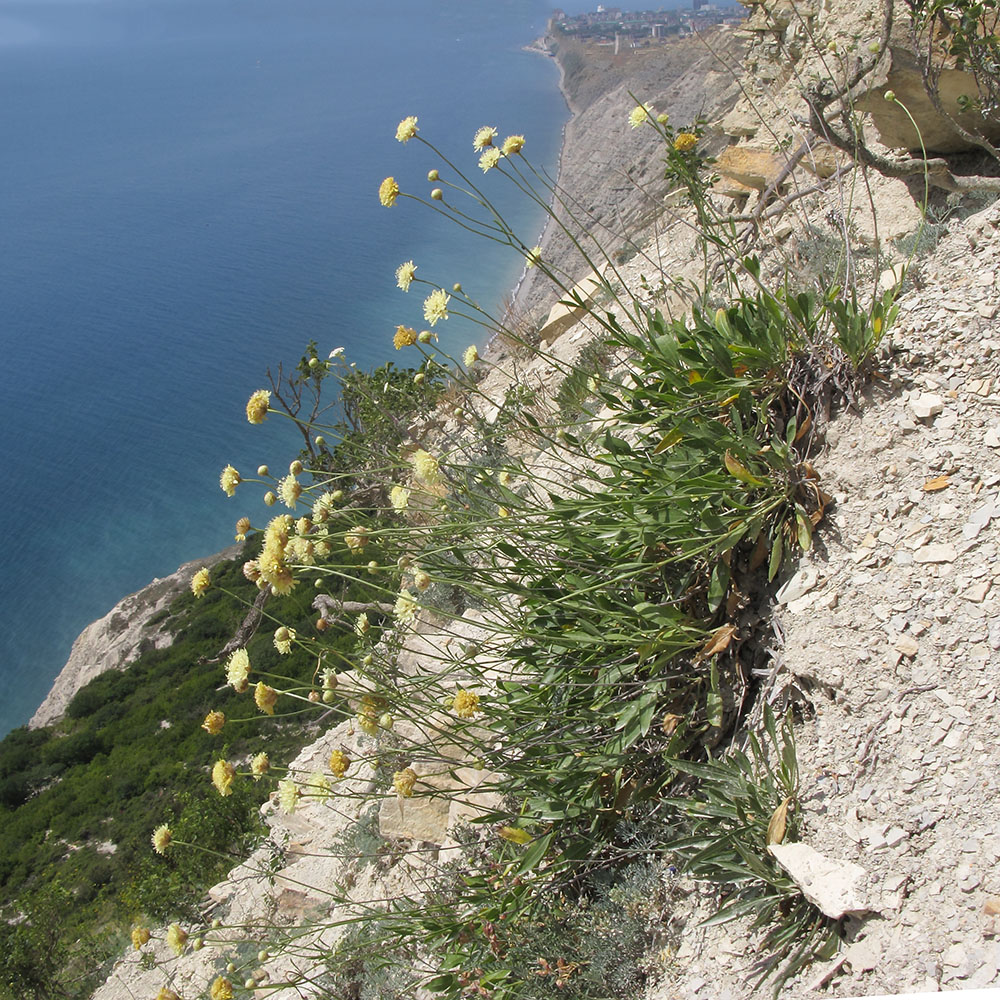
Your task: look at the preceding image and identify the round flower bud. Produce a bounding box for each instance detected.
[884,89,896,102]
[868,40,881,52]
[315,435,326,447]
[427,168,439,181]
[263,491,277,506]
[827,39,837,52]
[418,330,433,344]
[257,465,269,477]
[227,962,236,973]
[308,357,320,369]
[332,490,344,501]
[367,560,379,574]
[212,919,222,929]
[245,979,256,990]
[379,713,394,729]
[452,408,464,420]
[258,950,270,962]
[414,372,426,385]
[308,690,320,702]
[192,937,204,951]
[362,653,374,666]
[289,459,303,475]
[452,282,463,293]
[322,690,335,703]
[430,188,443,200]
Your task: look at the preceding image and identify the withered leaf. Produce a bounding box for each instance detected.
[767,796,792,846]
[701,624,737,658]
[923,475,951,492]
[661,713,684,736]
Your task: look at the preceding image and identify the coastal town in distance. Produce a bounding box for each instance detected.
[553,3,747,41]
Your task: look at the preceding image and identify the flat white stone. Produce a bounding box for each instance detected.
[768,842,872,918]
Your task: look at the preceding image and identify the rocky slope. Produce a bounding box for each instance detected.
[30,546,238,729]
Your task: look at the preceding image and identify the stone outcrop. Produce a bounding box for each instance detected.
[30,546,239,729]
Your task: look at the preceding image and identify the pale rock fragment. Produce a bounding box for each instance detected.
[768,842,872,918]
[909,392,944,421]
[965,580,992,603]
[776,565,819,605]
[914,542,958,563]
[895,634,920,657]
[985,426,1000,449]
[843,938,879,973]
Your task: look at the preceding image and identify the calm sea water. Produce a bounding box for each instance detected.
[0,0,591,737]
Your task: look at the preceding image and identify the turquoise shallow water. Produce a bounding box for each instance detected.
[0,0,588,737]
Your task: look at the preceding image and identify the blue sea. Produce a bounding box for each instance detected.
[0,0,594,738]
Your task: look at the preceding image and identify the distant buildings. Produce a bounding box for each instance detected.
[551,4,745,43]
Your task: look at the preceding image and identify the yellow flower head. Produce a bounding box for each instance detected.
[278,778,299,814]
[191,568,210,598]
[463,344,479,367]
[151,823,172,855]
[393,766,418,797]
[166,923,188,956]
[379,176,400,207]
[423,288,450,326]
[251,752,270,780]
[453,688,480,719]
[390,485,410,511]
[242,559,261,583]
[210,977,234,1000]
[629,102,653,128]
[356,695,380,736]
[246,389,270,424]
[525,246,542,269]
[219,465,241,497]
[201,710,225,735]
[225,648,251,692]
[255,681,279,715]
[355,612,370,636]
[295,516,311,536]
[394,324,418,350]
[395,115,418,143]
[473,125,497,150]
[273,625,295,654]
[479,147,501,173]
[132,925,150,951]
[212,759,236,797]
[501,134,525,156]
[411,448,443,486]
[278,473,301,509]
[394,589,417,624]
[329,749,351,779]
[345,526,369,554]
[413,569,431,592]
[156,989,182,1000]
[673,132,698,152]
[395,260,416,291]
[234,516,251,541]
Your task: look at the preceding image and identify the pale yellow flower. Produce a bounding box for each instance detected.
[378,176,399,207]
[234,516,251,541]
[525,246,542,268]
[394,324,418,350]
[166,923,188,956]
[421,289,450,326]
[242,559,261,582]
[394,589,417,624]
[395,115,418,143]
[273,625,295,654]
[295,516,311,536]
[673,132,698,152]
[156,989,181,1000]
[393,766,418,797]
[501,134,525,156]
[191,568,210,598]
[254,681,279,715]
[396,260,416,291]
[201,710,225,735]
[411,448,443,485]
[246,389,270,424]
[463,344,479,366]
[390,485,410,511]
[278,778,299,814]
[308,771,332,802]
[355,612,370,636]
[479,147,501,172]
[131,926,150,950]
[629,102,653,128]
[151,823,172,855]
[329,749,351,779]
[212,759,236,797]
[219,465,241,497]
[473,125,497,150]
[453,688,480,719]
[413,569,431,592]
[277,474,300,509]
[356,695,379,736]
[225,648,251,693]
[251,752,270,780]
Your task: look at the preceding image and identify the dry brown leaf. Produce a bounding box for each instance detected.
[661,713,684,736]
[923,475,951,492]
[700,624,737,658]
[767,797,792,846]
[793,412,812,443]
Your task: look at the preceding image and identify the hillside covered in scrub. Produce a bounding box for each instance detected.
[5,4,1000,998]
